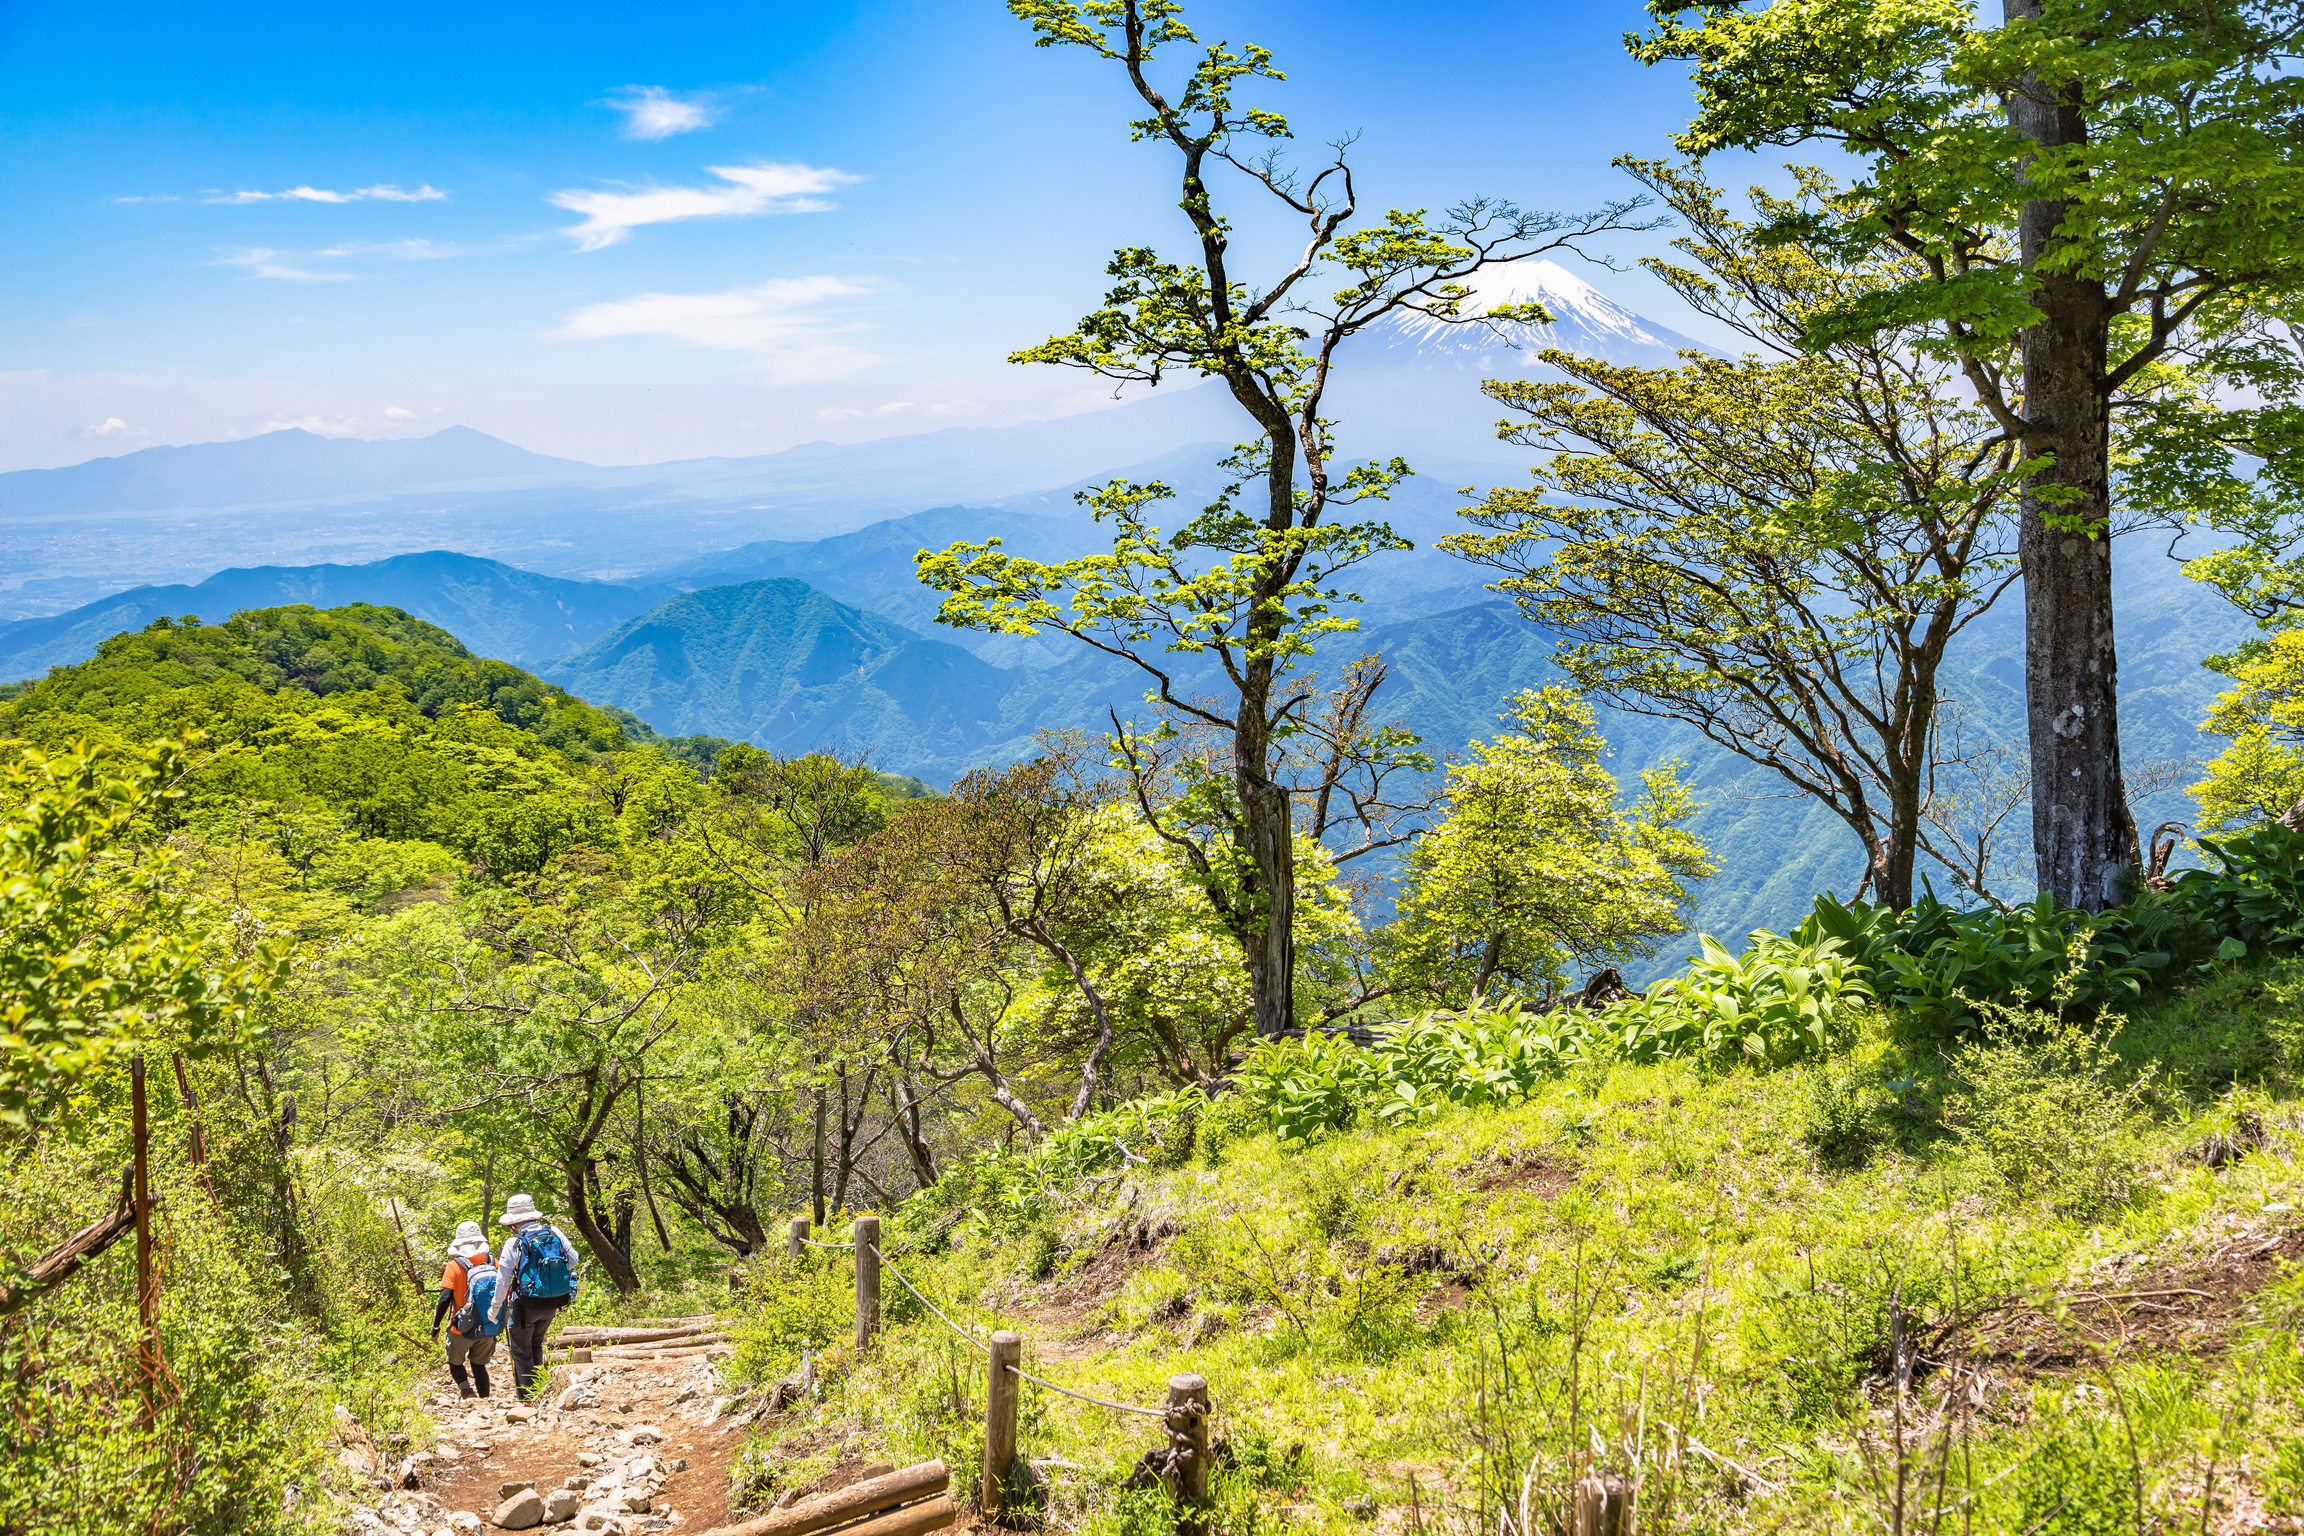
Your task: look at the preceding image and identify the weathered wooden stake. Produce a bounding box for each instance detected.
[1571,1473,1631,1536]
[983,1331,1023,1520]
[386,1196,426,1291]
[1168,1371,1210,1530]
[790,1215,809,1263]
[131,1055,159,1423]
[854,1215,882,1349]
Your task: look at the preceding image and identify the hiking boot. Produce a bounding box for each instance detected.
[459,1387,476,1400]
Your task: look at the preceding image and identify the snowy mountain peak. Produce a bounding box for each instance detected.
[1370,258,1704,366]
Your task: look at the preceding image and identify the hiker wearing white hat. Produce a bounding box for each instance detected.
[430,1220,500,1399]
[487,1194,582,1401]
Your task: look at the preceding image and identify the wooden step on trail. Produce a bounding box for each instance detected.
[694,1459,953,1536]
[558,1321,722,1347]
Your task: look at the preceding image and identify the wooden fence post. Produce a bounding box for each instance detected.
[1168,1371,1210,1531]
[1571,1473,1631,1536]
[983,1331,1022,1520]
[854,1216,881,1349]
[790,1216,808,1264]
[131,1055,159,1424]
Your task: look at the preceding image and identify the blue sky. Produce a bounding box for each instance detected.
[0,0,1725,471]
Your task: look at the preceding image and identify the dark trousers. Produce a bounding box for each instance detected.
[505,1294,569,1400]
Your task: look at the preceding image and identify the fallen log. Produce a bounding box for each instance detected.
[593,1343,733,1363]
[0,1165,149,1321]
[557,1323,717,1346]
[592,1331,731,1351]
[694,1461,950,1536]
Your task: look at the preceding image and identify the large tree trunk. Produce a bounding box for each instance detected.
[564,1158,639,1295]
[1236,647,1297,1038]
[2006,7,2137,910]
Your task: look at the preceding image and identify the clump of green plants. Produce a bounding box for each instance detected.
[1606,926,1871,1065]
[726,1253,856,1383]
[1945,1006,2161,1218]
[1222,923,1871,1146]
[1807,819,2304,1034]
[1802,1058,1890,1170]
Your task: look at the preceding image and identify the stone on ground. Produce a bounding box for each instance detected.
[493,1488,546,1531]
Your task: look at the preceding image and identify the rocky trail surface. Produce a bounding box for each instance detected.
[344,1317,757,1536]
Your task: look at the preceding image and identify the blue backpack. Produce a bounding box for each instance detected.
[451,1259,506,1338]
[515,1223,574,1300]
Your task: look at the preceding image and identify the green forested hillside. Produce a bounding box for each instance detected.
[542,577,1019,760]
[0,603,696,889]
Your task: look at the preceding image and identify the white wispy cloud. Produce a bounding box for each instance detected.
[559,275,878,380]
[82,416,148,440]
[216,248,354,282]
[317,238,463,260]
[205,183,447,205]
[608,86,721,140]
[548,163,859,252]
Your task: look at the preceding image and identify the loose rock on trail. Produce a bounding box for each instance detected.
[344,1317,755,1536]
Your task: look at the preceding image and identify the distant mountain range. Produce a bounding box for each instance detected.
[0,550,665,679]
[0,531,2249,969]
[541,578,1017,760]
[0,259,1710,620]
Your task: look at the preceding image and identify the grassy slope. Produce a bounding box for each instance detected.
[716,962,2304,1536]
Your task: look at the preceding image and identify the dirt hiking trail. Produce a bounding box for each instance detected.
[345,1317,752,1536]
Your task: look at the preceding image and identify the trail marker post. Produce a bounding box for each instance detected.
[1169,1371,1210,1533]
[790,1216,808,1263]
[983,1331,1023,1520]
[854,1216,881,1348]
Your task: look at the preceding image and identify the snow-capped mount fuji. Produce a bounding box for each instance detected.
[1312,260,1713,465]
[1370,259,1711,368]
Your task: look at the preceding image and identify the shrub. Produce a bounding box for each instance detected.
[1802,1060,1889,1170]
[1944,1010,2159,1218]
[897,1090,1206,1239]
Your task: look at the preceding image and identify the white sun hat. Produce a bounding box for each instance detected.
[498,1193,542,1227]
[447,1220,490,1258]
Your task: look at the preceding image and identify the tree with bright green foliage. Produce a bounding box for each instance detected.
[1448,161,2030,911]
[0,738,282,1132]
[1636,0,2304,912]
[919,0,1652,1039]
[1391,689,1714,1009]
[2191,627,2304,831]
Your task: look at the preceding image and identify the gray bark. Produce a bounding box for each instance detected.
[2006,0,2139,909]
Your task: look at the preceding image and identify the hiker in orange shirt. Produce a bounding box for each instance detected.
[429,1220,503,1399]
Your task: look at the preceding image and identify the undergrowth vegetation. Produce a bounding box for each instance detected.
[717,952,2304,1536]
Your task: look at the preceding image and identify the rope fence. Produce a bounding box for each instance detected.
[866,1240,1171,1420]
[869,1242,992,1358]
[778,1214,1212,1523]
[1007,1363,1173,1420]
